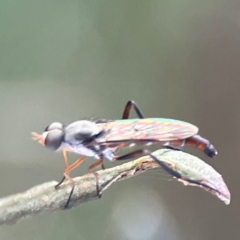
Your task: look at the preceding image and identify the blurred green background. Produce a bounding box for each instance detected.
[0,0,239,239]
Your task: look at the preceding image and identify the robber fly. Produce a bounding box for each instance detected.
[32,100,217,207]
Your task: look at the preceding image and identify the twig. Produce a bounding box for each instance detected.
[0,149,230,226]
[0,152,160,225]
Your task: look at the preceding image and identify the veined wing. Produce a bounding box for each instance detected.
[97,118,198,143]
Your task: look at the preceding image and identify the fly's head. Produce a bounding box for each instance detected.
[32,122,64,151]
[32,120,105,152]
[44,122,65,151]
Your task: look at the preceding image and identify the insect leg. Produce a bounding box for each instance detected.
[114,149,184,180]
[148,151,220,194]
[164,140,186,152]
[147,151,182,179]
[114,149,148,161]
[55,148,72,189]
[164,145,182,151]
[57,156,86,208]
[92,171,101,198]
[115,146,184,161]
[55,176,66,189]
[87,156,105,198]
[122,100,145,119]
[88,159,104,171]
[115,149,147,160]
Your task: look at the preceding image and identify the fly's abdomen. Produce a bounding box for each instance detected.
[185,135,218,157]
[169,135,218,157]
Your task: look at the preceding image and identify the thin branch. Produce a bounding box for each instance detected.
[0,149,230,225]
[0,153,160,225]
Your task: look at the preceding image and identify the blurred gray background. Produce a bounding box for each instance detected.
[0,0,239,239]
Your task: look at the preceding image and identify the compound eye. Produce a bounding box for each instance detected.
[45,122,64,132]
[45,129,64,151]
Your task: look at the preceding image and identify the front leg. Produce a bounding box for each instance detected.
[55,156,86,208]
[55,148,72,189]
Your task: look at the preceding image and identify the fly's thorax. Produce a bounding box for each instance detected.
[68,143,101,158]
[61,140,115,160]
[64,120,104,146]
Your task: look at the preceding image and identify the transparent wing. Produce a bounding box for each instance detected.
[98,118,198,143]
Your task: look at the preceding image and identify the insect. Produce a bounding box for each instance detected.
[32,100,217,207]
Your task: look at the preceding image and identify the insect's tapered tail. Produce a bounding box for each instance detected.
[185,135,218,157]
[169,134,217,157]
